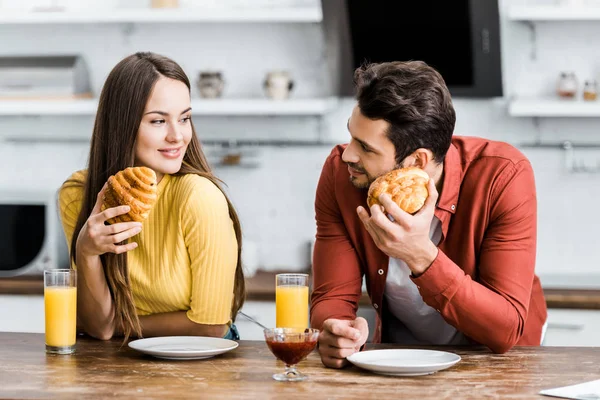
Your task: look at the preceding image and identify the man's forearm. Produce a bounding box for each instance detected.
[411,249,529,353]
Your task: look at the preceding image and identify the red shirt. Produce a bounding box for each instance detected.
[310,136,547,353]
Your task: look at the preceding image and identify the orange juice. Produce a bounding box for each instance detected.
[276,285,309,329]
[44,287,77,348]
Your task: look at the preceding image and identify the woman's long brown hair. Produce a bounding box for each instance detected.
[66,52,245,340]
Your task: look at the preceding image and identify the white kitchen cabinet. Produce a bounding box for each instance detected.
[0,295,377,342]
[543,309,600,347]
[14,295,597,348]
[236,300,377,341]
[0,296,276,340]
[0,297,280,340]
[0,295,44,333]
[235,300,277,341]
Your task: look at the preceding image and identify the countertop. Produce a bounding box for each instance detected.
[2,332,600,399]
[2,270,600,310]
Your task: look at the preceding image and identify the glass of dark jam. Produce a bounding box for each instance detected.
[264,328,320,382]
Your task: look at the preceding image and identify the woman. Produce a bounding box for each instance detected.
[58,52,245,341]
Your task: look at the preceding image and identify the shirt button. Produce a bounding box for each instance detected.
[378,269,384,275]
[373,303,379,309]
[451,204,456,210]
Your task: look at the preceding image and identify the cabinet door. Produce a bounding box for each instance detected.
[0,295,44,333]
[543,309,600,347]
[235,301,277,341]
[357,305,377,342]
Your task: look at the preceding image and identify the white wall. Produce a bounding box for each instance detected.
[1,0,599,277]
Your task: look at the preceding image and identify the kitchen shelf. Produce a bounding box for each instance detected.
[0,7,322,24]
[508,5,600,21]
[0,97,338,116]
[191,98,338,116]
[508,96,600,117]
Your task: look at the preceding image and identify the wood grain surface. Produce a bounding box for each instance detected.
[1,332,599,399]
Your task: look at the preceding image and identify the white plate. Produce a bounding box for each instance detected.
[347,349,461,376]
[128,336,239,360]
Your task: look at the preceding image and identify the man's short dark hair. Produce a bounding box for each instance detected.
[354,60,456,164]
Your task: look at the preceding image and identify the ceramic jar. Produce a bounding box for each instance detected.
[263,71,294,100]
[197,71,225,99]
[557,72,578,98]
[583,80,598,101]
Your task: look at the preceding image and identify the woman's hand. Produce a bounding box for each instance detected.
[76,183,142,259]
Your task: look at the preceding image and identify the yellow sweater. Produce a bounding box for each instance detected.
[58,170,238,325]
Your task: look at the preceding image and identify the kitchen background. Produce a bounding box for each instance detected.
[1,0,599,343]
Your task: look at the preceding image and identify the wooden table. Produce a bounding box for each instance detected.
[1,333,599,399]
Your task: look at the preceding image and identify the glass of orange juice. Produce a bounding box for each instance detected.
[44,269,77,354]
[276,273,309,329]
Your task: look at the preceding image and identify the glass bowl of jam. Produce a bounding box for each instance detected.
[264,328,320,382]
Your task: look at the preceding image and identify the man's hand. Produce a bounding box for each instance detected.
[317,317,369,369]
[357,178,439,276]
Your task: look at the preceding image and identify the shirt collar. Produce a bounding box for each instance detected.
[436,143,461,214]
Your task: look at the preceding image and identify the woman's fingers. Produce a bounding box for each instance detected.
[104,221,143,235]
[110,241,138,255]
[104,225,142,245]
[95,205,131,224]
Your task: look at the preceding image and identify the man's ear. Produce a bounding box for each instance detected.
[402,148,434,169]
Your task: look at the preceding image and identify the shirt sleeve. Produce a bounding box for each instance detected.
[411,160,538,353]
[57,172,85,267]
[310,153,364,330]
[180,175,238,325]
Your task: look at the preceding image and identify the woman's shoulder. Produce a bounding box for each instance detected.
[57,169,87,222]
[170,173,228,207]
[61,169,87,185]
[58,169,87,201]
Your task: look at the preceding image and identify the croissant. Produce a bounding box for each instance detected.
[101,166,158,224]
[367,167,429,214]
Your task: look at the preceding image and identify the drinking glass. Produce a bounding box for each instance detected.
[264,328,319,381]
[275,273,308,329]
[44,269,77,354]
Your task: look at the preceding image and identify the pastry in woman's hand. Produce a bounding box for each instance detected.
[367,167,429,214]
[102,166,158,224]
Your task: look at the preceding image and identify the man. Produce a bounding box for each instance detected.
[310,60,547,369]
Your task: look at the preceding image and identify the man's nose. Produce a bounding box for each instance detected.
[342,143,359,164]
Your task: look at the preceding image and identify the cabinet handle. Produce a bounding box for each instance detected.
[481,28,490,54]
[547,322,585,331]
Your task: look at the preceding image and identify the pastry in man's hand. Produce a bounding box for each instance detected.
[101,166,158,224]
[367,167,429,214]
